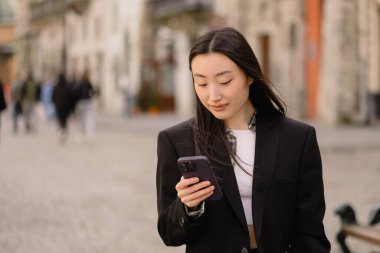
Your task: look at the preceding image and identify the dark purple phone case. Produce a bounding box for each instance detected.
[177,155,223,201]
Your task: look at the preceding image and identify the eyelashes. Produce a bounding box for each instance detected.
[196,79,233,87]
[220,79,232,85]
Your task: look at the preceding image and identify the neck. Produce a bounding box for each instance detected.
[225,104,255,130]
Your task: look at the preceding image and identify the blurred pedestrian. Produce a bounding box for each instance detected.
[20,72,40,133]
[76,70,96,143]
[0,79,7,142]
[53,73,74,144]
[67,72,79,113]
[0,79,6,112]
[11,77,23,133]
[156,27,330,253]
[40,74,55,120]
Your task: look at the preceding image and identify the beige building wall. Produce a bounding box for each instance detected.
[356,0,371,123]
[13,0,32,76]
[173,29,195,118]
[368,0,380,94]
[34,21,64,79]
[319,0,349,124]
[319,0,380,124]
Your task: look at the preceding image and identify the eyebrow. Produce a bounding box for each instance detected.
[193,70,232,78]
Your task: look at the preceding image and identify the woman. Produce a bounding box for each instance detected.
[0,79,7,141]
[53,73,74,143]
[75,70,96,142]
[156,27,330,253]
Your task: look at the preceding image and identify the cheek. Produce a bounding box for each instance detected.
[229,84,250,102]
[195,87,207,103]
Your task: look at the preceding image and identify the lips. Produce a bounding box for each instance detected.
[210,104,228,111]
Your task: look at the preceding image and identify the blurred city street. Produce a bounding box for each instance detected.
[0,112,380,253]
[1,0,380,252]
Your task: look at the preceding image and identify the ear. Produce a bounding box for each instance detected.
[247,77,254,85]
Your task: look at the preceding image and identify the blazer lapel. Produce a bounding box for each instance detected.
[212,135,249,234]
[252,116,280,244]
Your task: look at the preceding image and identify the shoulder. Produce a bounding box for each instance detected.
[281,118,321,152]
[269,115,317,139]
[157,118,196,156]
[158,118,194,139]
[278,116,314,131]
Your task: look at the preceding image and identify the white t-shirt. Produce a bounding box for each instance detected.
[231,129,256,225]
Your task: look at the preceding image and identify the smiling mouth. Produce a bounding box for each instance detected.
[210,104,227,111]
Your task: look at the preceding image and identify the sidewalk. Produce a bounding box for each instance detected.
[315,124,380,151]
[98,112,380,151]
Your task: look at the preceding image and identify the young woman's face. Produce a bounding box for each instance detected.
[191,53,254,129]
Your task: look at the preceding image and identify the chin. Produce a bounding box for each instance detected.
[210,111,229,121]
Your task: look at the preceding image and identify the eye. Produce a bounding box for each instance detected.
[197,83,207,87]
[220,79,232,85]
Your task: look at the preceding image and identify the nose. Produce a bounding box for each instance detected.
[209,86,222,102]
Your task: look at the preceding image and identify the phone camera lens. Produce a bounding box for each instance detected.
[180,161,194,172]
[186,162,194,171]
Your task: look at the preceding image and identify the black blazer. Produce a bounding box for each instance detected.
[156,115,331,253]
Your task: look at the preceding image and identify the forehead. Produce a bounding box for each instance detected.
[191,53,240,75]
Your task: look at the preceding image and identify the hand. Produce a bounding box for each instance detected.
[175,176,215,208]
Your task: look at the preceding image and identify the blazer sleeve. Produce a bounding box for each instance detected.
[292,127,331,252]
[156,130,205,246]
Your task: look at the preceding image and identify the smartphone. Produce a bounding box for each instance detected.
[177,156,223,201]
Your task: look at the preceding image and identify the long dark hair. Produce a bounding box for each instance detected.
[189,27,286,172]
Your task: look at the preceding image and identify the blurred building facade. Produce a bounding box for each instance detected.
[65,0,146,114]
[11,0,146,115]
[220,0,379,125]
[149,0,380,124]
[5,0,380,124]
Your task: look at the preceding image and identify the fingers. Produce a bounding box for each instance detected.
[182,185,215,208]
[175,176,199,191]
[175,176,215,208]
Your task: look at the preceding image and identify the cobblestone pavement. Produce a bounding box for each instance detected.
[0,112,379,253]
